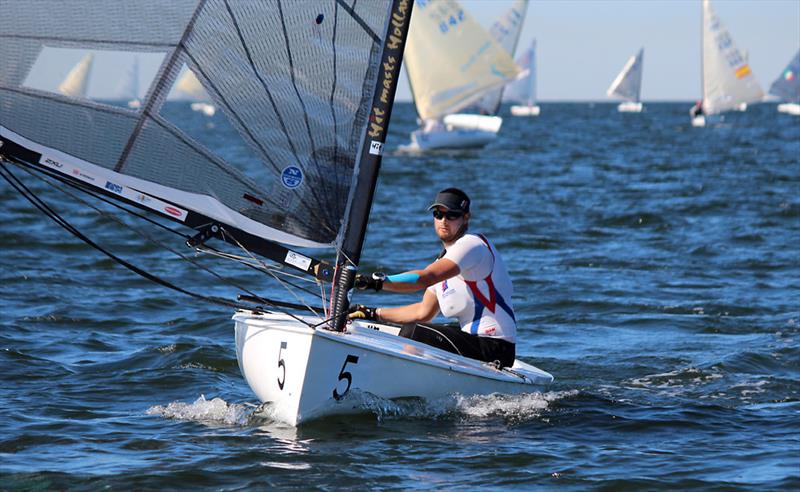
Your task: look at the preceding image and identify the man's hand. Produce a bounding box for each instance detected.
[354,272,384,291]
[347,304,378,321]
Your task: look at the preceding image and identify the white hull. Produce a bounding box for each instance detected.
[691,115,706,127]
[190,102,216,116]
[617,101,643,113]
[734,102,748,112]
[234,311,553,426]
[777,102,800,115]
[401,114,502,151]
[510,104,540,116]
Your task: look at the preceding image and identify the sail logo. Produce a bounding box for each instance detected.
[281,166,303,189]
[43,157,63,168]
[164,206,183,218]
[369,141,383,156]
[105,181,123,194]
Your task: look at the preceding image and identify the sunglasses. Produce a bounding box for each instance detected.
[432,209,464,220]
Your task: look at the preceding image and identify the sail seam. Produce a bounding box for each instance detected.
[0,86,138,118]
[0,34,175,48]
[336,0,381,44]
[222,0,334,235]
[276,0,333,234]
[114,0,208,173]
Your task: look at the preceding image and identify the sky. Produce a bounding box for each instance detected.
[26,0,800,102]
[394,0,800,101]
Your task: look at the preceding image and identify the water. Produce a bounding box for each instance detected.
[1,102,798,490]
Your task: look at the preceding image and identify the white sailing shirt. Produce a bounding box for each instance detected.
[430,233,516,342]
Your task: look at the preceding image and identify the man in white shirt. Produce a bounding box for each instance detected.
[349,188,517,368]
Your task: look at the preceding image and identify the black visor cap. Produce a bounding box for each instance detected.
[427,188,470,213]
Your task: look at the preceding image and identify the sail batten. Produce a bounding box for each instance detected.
[1,0,397,248]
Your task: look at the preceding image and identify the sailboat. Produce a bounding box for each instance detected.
[691,0,764,127]
[400,0,523,151]
[471,0,529,117]
[57,53,94,98]
[507,39,540,116]
[606,48,644,113]
[0,1,553,427]
[770,50,800,115]
[115,56,141,109]
[173,68,215,116]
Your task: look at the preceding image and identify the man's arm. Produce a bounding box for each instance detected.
[377,287,440,324]
[381,258,460,293]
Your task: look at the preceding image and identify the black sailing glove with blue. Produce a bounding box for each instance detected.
[354,272,385,291]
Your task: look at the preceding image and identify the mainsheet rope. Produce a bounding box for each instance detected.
[0,158,320,325]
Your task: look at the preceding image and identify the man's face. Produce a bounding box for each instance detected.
[432,206,468,243]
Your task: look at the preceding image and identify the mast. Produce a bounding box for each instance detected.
[330,0,414,332]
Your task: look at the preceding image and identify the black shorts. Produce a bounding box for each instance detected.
[398,323,515,368]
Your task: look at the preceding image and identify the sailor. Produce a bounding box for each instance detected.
[691,100,704,118]
[348,188,517,368]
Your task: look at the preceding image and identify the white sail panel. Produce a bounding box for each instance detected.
[474,0,529,115]
[405,0,521,120]
[57,54,94,98]
[607,48,643,102]
[769,50,800,102]
[702,0,763,115]
[115,56,139,101]
[504,39,536,106]
[0,0,396,247]
[171,68,210,102]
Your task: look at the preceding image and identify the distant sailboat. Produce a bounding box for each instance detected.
[473,0,529,116]
[607,48,644,113]
[173,68,215,116]
[691,0,764,127]
[57,54,94,98]
[507,39,540,116]
[401,0,522,151]
[770,50,800,115]
[115,57,141,109]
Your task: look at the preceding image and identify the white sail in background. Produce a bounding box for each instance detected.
[474,0,529,115]
[115,57,141,108]
[701,0,763,116]
[172,68,210,102]
[506,39,537,105]
[404,0,521,121]
[57,54,94,98]
[172,68,215,115]
[607,48,644,102]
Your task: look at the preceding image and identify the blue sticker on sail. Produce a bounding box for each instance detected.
[281,166,303,189]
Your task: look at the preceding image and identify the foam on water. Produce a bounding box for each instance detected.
[147,395,253,426]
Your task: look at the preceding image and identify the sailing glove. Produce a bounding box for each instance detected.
[354,272,384,291]
[347,304,378,321]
